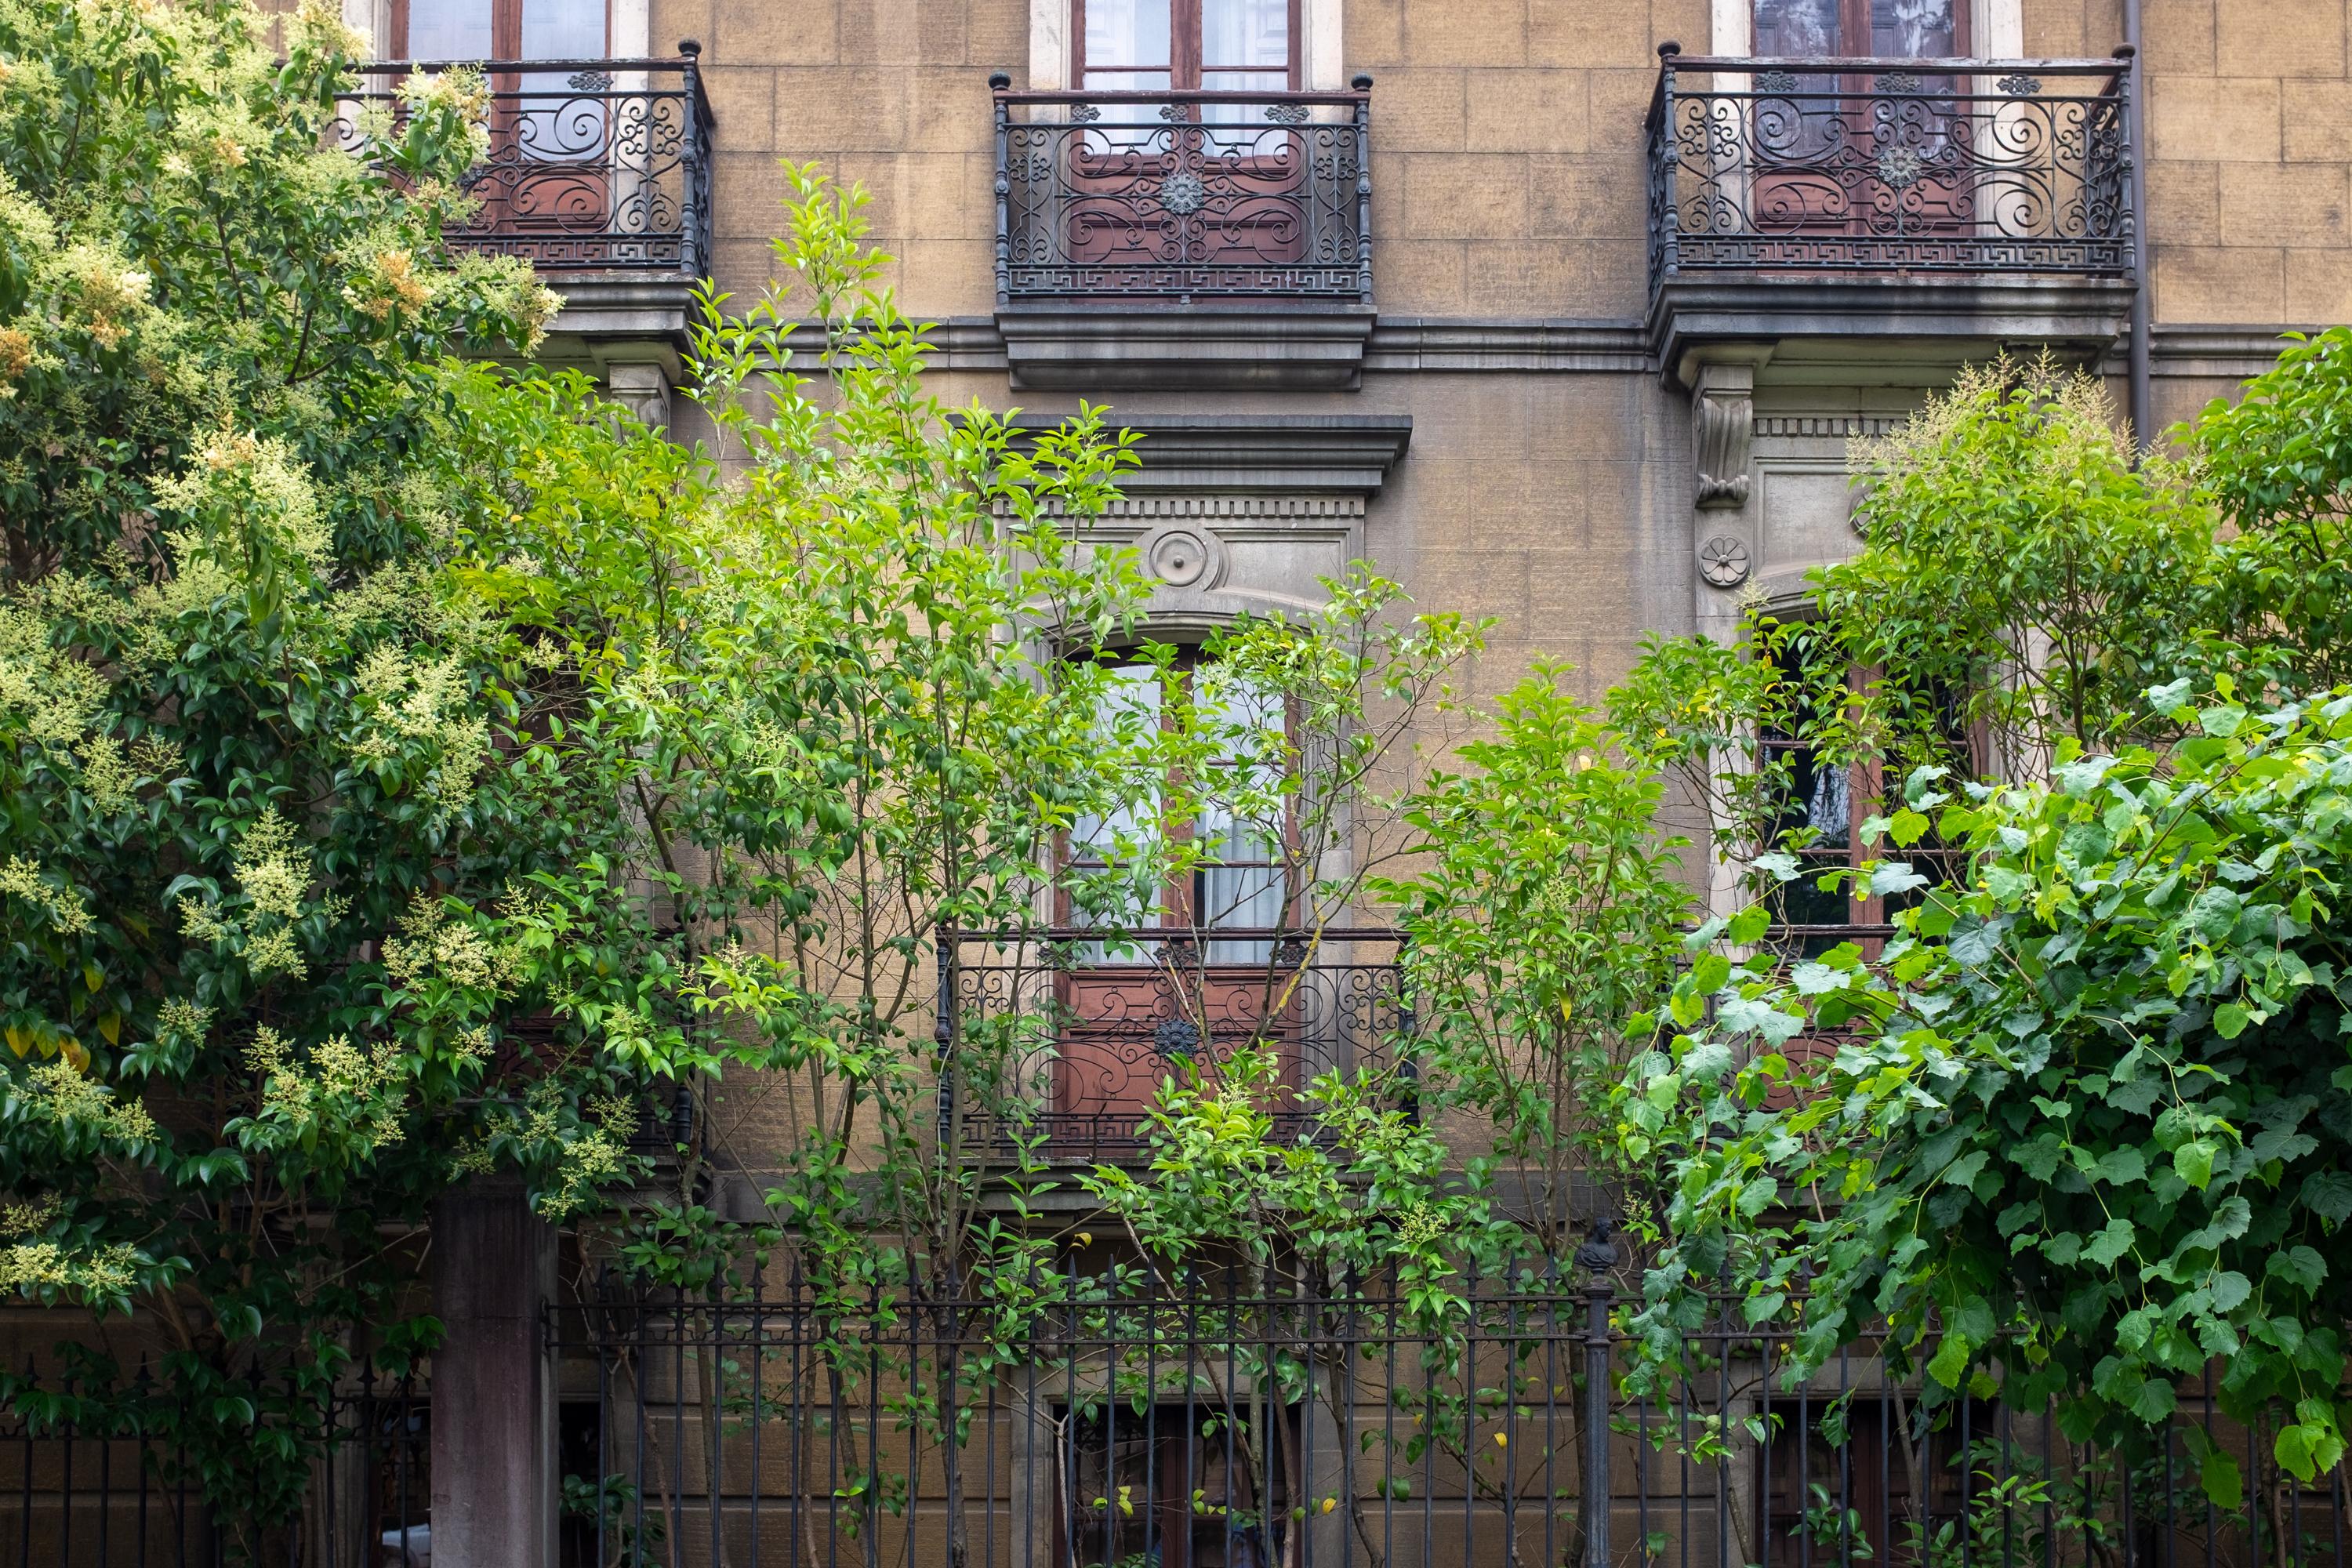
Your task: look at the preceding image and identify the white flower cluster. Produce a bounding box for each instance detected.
[245,1026,408,1156]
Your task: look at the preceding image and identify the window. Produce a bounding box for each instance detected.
[1757,630,1971,960]
[390,0,608,60]
[1063,658,1291,949]
[1751,0,1966,57]
[1745,0,1974,246]
[1063,1401,1291,1568]
[385,0,615,238]
[1052,656,1301,1145]
[1760,1399,2002,1568]
[1076,0,1298,95]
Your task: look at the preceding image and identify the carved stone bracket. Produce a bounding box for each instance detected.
[1693,390,1752,509]
[1680,345,1773,512]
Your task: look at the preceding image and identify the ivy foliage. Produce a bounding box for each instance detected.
[1610,341,2352,1499]
[1621,684,2352,1501]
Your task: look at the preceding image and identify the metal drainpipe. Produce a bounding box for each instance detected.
[2124,0,2154,456]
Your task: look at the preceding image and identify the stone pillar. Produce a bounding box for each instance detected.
[430,1178,557,1568]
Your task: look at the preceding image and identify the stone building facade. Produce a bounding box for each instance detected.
[358,0,2350,715]
[337,4,2346,1559]
[14,0,2346,1562]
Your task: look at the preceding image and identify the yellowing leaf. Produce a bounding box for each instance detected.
[1073,1232,1093,1247]
[60,1039,89,1072]
[2,1026,25,1058]
[96,1012,120,1046]
[82,963,103,993]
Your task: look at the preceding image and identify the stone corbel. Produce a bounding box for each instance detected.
[603,361,673,431]
[1679,345,1773,511]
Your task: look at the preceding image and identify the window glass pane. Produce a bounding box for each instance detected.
[406,0,493,58]
[1871,0,1955,56]
[1193,671,1283,866]
[513,0,608,166]
[1752,0,1838,54]
[1085,0,1171,68]
[1202,0,1288,69]
[1200,863,1284,929]
[1200,68,1288,122]
[521,0,606,58]
[1068,665,1164,935]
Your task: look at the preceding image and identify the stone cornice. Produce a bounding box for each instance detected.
[554,303,2318,387]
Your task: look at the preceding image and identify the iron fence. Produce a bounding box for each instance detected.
[543,1270,2347,1568]
[990,82,1373,304]
[1646,52,2136,285]
[935,928,1411,1161]
[336,53,713,276]
[0,1359,426,1566]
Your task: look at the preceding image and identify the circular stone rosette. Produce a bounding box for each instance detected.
[1698,535,1751,589]
[1138,524,1225,590]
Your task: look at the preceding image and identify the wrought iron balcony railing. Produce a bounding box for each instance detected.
[338,51,713,278]
[936,927,1410,1161]
[1646,49,2136,285]
[990,80,1373,305]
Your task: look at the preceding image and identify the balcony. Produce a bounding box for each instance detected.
[989,78,1377,390]
[1644,49,2140,367]
[341,52,714,411]
[937,927,1410,1166]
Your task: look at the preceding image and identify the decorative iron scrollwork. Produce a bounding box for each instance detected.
[333,63,710,275]
[1875,146,1925,189]
[943,927,1408,1157]
[1648,62,2135,279]
[1157,169,1207,216]
[997,89,1369,301]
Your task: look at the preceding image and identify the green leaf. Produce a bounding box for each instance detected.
[2198,703,2249,738]
[2175,1140,2218,1191]
[2303,1171,2352,1223]
[1926,1332,1972,1389]
[1727,905,1770,946]
[2190,1434,2244,1510]
[1692,952,1732,995]
[2129,1378,2178,1422]
[2214,1004,2252,1040]
[2268,1246,2327,1293]
[2082,1217,2136,1267]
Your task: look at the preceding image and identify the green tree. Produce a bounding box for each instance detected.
[0,0,685,1547]
[1379,662,1693,1259]
[1816,358,2216,779]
